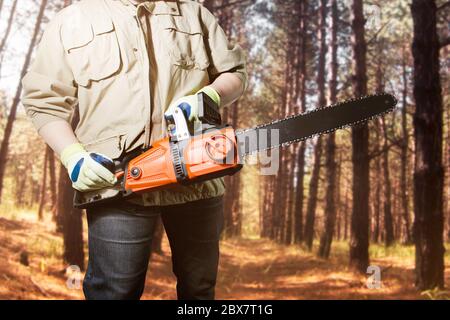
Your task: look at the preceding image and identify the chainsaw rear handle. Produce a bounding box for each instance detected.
[197,92,222,128]
[72,148,143,209]
[111,148,143,178]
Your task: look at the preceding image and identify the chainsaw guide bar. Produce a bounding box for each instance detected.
[235,93,397,157]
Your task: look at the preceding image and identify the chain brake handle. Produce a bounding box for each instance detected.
[196,92,222,130]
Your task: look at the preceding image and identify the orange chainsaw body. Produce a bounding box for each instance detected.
[124,126,242,194]
[124,138,177,193]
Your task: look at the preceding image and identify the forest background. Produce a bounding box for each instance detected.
[0,0,448,299]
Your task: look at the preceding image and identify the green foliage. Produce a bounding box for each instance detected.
[421,287,450,300]
[28,235,63,260]
[369,243,415,259]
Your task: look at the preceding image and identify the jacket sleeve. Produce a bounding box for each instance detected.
[200,6,249,92]
[21,14,78,131]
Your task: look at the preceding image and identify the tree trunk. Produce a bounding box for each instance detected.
[0,0,49,202]
[260,176,274,238]
[293,0,308,244]
[37,148,49,221]
[55,164,65,233]
[369,64,382,243]
[270,172,280,240]
[304,0,328,251]
[277,26,296,242]
[47,146,58,219]
[284,148,296,244]
[318,136,336,258]
[373,152,381,243]
[15,173,26,206]
[446,99,450,242]
[278,152,287,243]
[0,0,18,73]
[375,53,395,247]
[202,0,214,12]
[381,117,395,247]
[335,153,342,241]
[349,0,370,273]
[266,176,276,238]
[60,172,85,270]
[318,0,338,259]
[304,137,322,250]
[411,0,444,290]
[400,53,412,244]
[294,143,306,243]
[343,189,349,240]
[282,6,304,244]
[273,160,285,241]
[231,173,241,236]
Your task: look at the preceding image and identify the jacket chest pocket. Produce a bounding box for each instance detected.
[160,17,210,71]
[61,20,121,87]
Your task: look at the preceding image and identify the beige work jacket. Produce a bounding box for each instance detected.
[22,0,248,205]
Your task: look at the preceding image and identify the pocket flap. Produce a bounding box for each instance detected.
[61,15,115,52]
[161,16,204,35]
[62,22,121,86]
[61,22,94,52]
[91,15,115,35]
[83,133,127,160]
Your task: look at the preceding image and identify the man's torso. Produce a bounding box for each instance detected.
[60,0,224,205]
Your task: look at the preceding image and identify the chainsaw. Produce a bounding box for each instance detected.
[73,92,397,209]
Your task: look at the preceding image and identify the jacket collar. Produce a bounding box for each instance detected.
[115,0,180,15]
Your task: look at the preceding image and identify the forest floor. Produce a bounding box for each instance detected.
[0,211,449,300]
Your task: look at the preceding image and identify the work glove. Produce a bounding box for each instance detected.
[165,86,221,122]
[60,143,117,192]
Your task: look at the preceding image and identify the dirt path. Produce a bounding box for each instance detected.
[0,216,448,300]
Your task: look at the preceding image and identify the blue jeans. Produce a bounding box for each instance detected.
[83,196,224,300]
